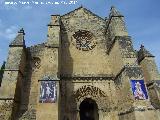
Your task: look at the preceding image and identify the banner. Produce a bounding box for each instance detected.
[130,80,148,100]
[39,81,57,103]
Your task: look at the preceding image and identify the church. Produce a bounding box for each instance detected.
[0,6,160,120]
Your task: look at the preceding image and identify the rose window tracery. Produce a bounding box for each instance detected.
[71,30,96,51]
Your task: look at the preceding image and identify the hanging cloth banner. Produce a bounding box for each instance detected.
[130,80,148,100]
[39,81,57,103]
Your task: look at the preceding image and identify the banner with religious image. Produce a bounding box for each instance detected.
[130,80,148,100]
[39,81,57,103]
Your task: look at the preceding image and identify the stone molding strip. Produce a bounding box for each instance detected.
[107,36,132,54]
[114,65,142,81]
[0,98,14,100]
[38,79,60,82]
[45,45,59,48]
[146,81,154,87]
[4,69,24,77]
[61,76,115,80]
[106,15,124,33]
[114,66,125,81]
[0,98,14,103]
[9,45,26,48]
[118,106,156,116]
[0,98,20,104]
[47,24,60,27]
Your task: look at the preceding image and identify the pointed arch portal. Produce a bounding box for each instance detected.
[79,98,99,120]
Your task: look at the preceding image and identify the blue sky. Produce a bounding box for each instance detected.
[0,0,160,72]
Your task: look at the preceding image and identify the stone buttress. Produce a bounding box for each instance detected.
[107,6,160,120]
[0,29,26,119]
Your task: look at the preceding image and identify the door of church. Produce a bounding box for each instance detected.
[79,98,99,120]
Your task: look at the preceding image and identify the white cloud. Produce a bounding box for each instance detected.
[5,26,18,39]
[23,6,32,10]
[0,24,18,40]
[0,19,18,40]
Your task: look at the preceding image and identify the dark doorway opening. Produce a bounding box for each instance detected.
[79,98,99,120]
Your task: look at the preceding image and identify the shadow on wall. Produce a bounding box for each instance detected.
[0,61,6,87]
[16,49,34,119]
[60,22,73,75]
[60,22,78,120]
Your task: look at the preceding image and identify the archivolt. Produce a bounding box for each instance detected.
[74,85,106,101]
[73,85,110,111]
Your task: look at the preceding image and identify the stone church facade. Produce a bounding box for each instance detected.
[0,6,160,120]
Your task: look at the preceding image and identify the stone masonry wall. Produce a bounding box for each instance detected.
[61,79,118,120]
[18,43,60,120]
[61,7,112,76]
